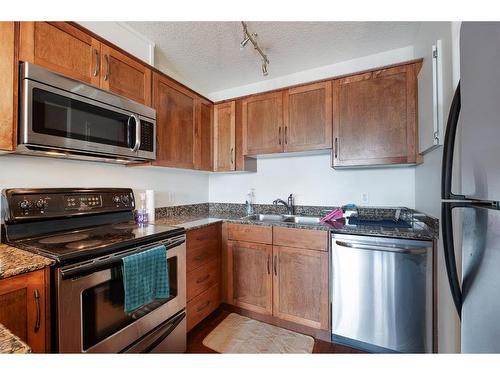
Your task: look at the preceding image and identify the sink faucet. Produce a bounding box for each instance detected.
[273,194,294,215]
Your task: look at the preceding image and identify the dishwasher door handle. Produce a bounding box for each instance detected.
[335,240,428,255]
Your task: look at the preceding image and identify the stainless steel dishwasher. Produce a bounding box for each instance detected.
[331,233,433,353]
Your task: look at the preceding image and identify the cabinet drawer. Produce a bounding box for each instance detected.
[186,224,221,271]
[187,258,220,301]
[273,227,328,251]
[187,284,220,332]
[227,223,273,244]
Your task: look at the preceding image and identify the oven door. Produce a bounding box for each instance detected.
[56,239,186,353]
[19,77,155,161]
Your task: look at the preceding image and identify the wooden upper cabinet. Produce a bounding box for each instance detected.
[242,91,283,155]
[0,22,17,151]
[100,44,152,106]
[194,97,213,171]
[283,82,332,152]
[273,246,329,330]
[153,73,196,169]
[332,63,419,168]
[227,240,273,315]
[213,101,236,171]
[0,269,49,353]
[19,22,100,86]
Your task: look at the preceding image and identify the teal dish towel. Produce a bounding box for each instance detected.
[122,245,169,313]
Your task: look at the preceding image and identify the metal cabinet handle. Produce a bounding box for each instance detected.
[230,147,234,165]
[34,289,40,333]
[267,254,270,274]
[196,274,210,284]
[196,301,210,312]
[335,241,428,255]
[104,54,110,81]
[92,49,100,77]
[273,255,277,276]
[334,137,338,158]
[278,127,282,145]
[285,126,288,144]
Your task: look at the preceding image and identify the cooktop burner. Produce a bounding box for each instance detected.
[65,239,105,250]
[39,233,90,244]
[113,223,140,230]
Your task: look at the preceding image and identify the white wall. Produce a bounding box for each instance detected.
[414,22,461,353]
[209,153,415,207]
[0,155,209,207]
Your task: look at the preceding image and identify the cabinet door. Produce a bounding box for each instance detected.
[0,269,49,353]
[227,240,273,315]
[332,64,418,167]
[194,97,213,171]
[153,73,196,168]
[213,101,236,171]
[0,22,17,151]
[273,246,329,330]
[283,82,332,152]
[242,91,283,155]
[19,22,100,86]
[100,44,152,106]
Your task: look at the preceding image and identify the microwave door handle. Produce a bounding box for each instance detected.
[128,114,141,152]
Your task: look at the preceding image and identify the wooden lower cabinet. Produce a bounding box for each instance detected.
[224,223,330,331]
[273,246,329,330]
[186,224,222,332]
[227,240,273,315]
[187,284,220,332]
[0,268,50,353]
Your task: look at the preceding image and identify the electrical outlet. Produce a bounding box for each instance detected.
[361,192,369,205]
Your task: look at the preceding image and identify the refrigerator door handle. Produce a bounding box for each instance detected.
[441,202,463,317]
[441,82,466,200]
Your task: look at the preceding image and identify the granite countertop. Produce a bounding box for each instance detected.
[0,244,54,280]
[0,324,31,354]
[155,211,438,241]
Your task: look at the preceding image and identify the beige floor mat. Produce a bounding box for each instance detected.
[202,313,315,353]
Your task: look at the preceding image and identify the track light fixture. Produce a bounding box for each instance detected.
[240,21,270,76]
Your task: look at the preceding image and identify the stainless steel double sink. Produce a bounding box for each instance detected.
[241,213,322,225]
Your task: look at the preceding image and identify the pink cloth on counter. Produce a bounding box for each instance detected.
[320,208,343,223]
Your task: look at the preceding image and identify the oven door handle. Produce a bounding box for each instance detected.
[60,236,185,280]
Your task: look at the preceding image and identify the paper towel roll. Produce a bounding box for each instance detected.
[146,190,155,223]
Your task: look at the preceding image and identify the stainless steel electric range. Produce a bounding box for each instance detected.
[1,188,187,353]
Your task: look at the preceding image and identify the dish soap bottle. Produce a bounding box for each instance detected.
[135,192,149,226]
[245,189,255,216]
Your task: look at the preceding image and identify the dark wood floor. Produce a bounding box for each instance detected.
[187,307,364,354]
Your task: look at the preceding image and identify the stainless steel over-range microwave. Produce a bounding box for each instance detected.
[17,62,156,163]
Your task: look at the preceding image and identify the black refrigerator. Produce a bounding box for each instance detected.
[441,22,500,353]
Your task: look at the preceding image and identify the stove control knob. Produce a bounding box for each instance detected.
[19,200,31,210]
[113,196,121,204]
[121,195,130,204]
[36,199,47,209]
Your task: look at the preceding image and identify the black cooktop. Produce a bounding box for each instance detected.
[10,221,185,265]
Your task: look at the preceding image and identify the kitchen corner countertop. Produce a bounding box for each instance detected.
[0,324,31,354]
[0,244,54,280]
[155,213,438,241]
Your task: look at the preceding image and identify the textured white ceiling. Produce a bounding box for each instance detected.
[126,22,421,96]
